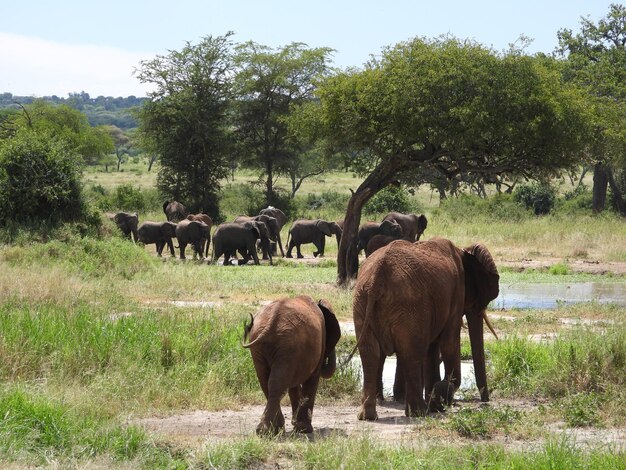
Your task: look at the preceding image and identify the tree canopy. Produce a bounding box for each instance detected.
[136,34,236,218]
[310,36,592,284]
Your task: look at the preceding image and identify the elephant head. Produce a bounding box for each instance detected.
[317,299,341,379]
[316,220,342,241]
[462,243,500,402]
[113,212,139,242]
[414,214,428,240]
[379,219,403,238]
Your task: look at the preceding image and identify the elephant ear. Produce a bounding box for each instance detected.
[244,221,261,239]
[462,243,500,311]
[318,299,341,352]
[416,214,428,239]
[316,220,332,236]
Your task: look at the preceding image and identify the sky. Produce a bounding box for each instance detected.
[0,0,615,98]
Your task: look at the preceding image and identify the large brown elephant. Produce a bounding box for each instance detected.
[137,221,177,257]
[382,212,428,241]
[286,219,342,258]
[352,238,499,420]
[259,206,287,257]
[243,296,341,435]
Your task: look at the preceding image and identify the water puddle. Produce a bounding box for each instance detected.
[494,282,626,309]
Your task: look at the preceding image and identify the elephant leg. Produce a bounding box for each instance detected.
[257,370,287,435]
[166,239,175,257]
[393,358,405,402]
[439,333,462,393]
[296,244,304,258]
[155,241,164,256]
[286,238,295,258]
[395,338,427,417]
[376,352,386,402]
[357,329,381,421]
[425,343,445,411]
[292,374,320,433]
[249,241,260,265]
[179,243,187,259]
[277,234,285,257]
[288,386,302,425]
[237,248,251,265]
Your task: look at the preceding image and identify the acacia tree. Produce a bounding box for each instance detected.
[557,4,626,214]
[311,37,591,285]
[136,34,235,218]
[233,42,333,205]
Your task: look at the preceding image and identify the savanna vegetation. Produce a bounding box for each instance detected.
[1,4,626,469]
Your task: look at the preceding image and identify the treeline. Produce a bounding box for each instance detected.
[0,92,146,130]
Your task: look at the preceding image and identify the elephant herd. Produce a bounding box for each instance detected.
[110,203,500,436]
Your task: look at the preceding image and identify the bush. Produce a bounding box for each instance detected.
[364,185,411,215]
[0,131,86,225]
[514,182,556,215]
[436,193,530,222]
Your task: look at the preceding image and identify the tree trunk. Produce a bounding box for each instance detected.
[607,166,626,216]
[592,163,608,213]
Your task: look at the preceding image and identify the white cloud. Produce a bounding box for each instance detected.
[0,32,155,97]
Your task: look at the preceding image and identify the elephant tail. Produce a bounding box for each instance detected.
[340,288,377,369]
[241,313,260,348]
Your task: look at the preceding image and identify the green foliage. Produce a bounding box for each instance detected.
[557,185,594,213]
[549,263,570,275]
[514,182,557,215]
[364,185,411,215]
[436,193,530,222]
[0,131,86,225]
[0,387,150,463]
[446,406,524,438]
[556,392,602,427]
[490,336,553,392]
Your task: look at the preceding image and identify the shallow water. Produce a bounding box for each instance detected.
[495,282,626,309]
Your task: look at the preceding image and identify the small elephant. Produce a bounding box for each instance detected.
[357,219,403,254]
[382,212,428,242]
[286,219,342,258]
[259,206,287,257]
[365,233,403,257]
[243,296,341,435]
[163,200,188,222]
[175,219,211,259]
[212,222,263,265]
[137,221,177,257]
[233,215,280,260]
[109,211,139,242]
[186,213,213,257]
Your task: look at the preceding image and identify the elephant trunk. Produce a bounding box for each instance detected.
[467,308,489,402]
[320,350,337,379]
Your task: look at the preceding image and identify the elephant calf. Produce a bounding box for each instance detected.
[175,219,211,260]
[137,221,177,257]
[286,219,342,258]
[243,296,341,435]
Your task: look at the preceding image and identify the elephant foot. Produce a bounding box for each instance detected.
[405,403,428,418]
[393,393,405,403]
[313,251,319,258]
[297,254,304,259]
[430,380,455,409]
[357,406,378,421]
[286,253,293,258]
[292,421,313,434]
[256,422,284,437]
[237,259,248,266]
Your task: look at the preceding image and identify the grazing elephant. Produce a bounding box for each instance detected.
[186,213,213,257]
[234,215,280,260]
[286,219,342,258]
[352,238,499,420]
[259,206,287,257]
[243,296,341,435]
[137,221,177,257]
[357,219,403,254]
[365,233,403,257]
[175,219,211,259]
[212,222,263,265]
[382,212,428,241]
[110,212,139,242]
[163,200,188,222]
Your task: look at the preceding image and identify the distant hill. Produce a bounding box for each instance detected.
[0,91,147,130]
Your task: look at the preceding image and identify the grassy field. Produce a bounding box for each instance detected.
[0,166,625,468]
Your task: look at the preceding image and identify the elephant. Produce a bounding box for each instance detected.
[212,222,264,266]
[286,219,342,258]
[258,206,287,257]
[109,211,139,242]
[357,219,403,254]
[175,219,211,260]
[242,296,341,435]
[233,215,280,260]
[186,213,213,257]
[137,221,177,257]
[352,237,499,420]
[382,212,428,242]
[365,233,403,257]
[163,200,188,222]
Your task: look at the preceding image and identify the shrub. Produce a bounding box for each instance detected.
[436,193,530,222]
[0,131,86,225]
[365,185,411,215]
[514,182,556,215]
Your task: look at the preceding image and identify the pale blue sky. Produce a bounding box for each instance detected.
[0,0,614,97]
